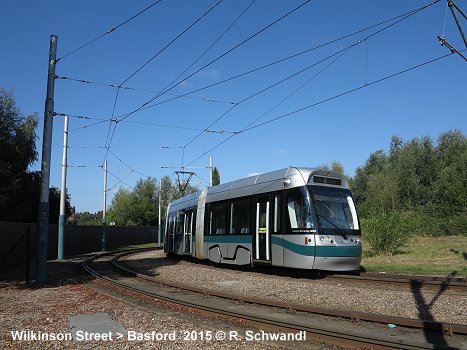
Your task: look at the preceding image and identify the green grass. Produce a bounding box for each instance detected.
[361,235,467,276]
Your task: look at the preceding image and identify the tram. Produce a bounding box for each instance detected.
[164,167,362,271]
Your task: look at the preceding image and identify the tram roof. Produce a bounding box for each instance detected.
[169,167,349,210]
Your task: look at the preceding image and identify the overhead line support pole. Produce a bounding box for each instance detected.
[209,156,213,187]
[102,160,108,251]
[36,35,58,286]
[158,178,162,248]
[448,0,467,47]
[58,115,69,260]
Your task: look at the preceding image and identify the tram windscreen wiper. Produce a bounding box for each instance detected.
[314,195,348,239]
[316,214,348,240]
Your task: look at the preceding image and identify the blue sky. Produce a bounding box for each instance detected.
[2,0,466,213]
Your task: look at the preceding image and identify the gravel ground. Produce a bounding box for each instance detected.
[0,259,342,350]
[122,250,467,325]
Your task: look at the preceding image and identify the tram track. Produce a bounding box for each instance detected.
[83,248,467,350]
[328,272,466,293]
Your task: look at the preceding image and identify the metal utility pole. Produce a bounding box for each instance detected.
[209,156,213,187]
[36,35,58,286]
[57,115,69,260]
[158,178,162,247]
[102,160,107,251]
[438,1,467,61]
[448,0,467,48]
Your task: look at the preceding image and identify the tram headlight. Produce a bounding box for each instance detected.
[319,235,332,244]
[355,236,361,245]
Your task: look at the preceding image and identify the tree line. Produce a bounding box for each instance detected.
[106,176,198,226]
[350,130,466,254]
[0,88,72,223]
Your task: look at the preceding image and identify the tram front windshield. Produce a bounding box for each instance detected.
[308,185,360,236]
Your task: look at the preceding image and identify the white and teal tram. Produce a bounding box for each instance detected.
[164,167,362,271]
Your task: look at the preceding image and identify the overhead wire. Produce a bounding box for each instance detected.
[185,50,460,167]
[54,75,237,105]
[57,112,235,134]
[143,0,256,114]
[71,1,433,133]
[181,1,437,155]
[104,0,310,169]
[104,0,225,160]
[182,44,355,149]
[56,0,164,62]
[140,1,435,111]
[59,0,444,193]
[183,2,447,166]
[106,0,313,129]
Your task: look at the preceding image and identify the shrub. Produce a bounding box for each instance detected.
[361,212,412,255]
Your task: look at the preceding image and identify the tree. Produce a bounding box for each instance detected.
[433,130,467,217]
[0,87,40,222]
[107,176,199,226]
[353,131,466,246]
[107,187,138,226]
[133,178,158,226]
[314,161,345,175]
[48,187,72,224]
[350,150,387,205]
[212,167,220,186]
[331,161,345,175]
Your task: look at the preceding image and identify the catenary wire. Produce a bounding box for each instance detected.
[73,1,437,132]
[139,1,437,112]
[57,112,235,134]
[145,0,256,115]
[104,0,225,159]
[59,1,442,186]
[185,50,459,167]
[54,75,237,105]
[57,0,164,62]
[107,0,313,131]
[181,2,436,153]
[182,44,355,149]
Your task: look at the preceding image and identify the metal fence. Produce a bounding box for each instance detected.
[0,221,158,265]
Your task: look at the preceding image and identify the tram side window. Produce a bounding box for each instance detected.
[285,189,314,230]
[210,202,226,235]
[230,198,251,234]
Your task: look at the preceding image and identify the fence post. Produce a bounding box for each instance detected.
[26,226,30,285]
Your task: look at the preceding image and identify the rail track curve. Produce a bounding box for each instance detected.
[83,248,467,350]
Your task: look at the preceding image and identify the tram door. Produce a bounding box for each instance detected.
[184,210,193,254]
[167,214,175,253]
[255,196,270,261]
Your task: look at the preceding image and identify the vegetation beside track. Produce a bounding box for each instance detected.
[361,235,466,275]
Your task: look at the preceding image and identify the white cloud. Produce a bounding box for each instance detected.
[196,68,220,79]
[178,80,191,88]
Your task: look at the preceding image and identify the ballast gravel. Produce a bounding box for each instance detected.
[0,257,342,350]
[123,250,467,325]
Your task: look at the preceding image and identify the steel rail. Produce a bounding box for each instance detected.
[83,249,462,350]
[329,272,466,292]
[111,250,466,337]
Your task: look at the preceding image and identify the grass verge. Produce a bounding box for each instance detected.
[361,235,466,276]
